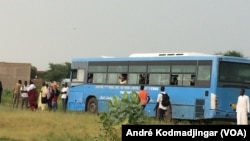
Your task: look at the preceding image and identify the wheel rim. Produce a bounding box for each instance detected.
[89,102,96,113]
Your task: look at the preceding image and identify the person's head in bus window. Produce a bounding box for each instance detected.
[87,73,93,83]
[119,73,127,84]
[139,74,146,84]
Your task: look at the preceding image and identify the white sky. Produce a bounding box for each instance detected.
[0,0,250,71]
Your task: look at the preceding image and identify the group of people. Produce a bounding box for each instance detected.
[13,80,38,111]
[137,85,172,122]
[12,80,69,112]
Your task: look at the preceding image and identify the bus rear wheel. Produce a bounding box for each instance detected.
[87,97,98,113]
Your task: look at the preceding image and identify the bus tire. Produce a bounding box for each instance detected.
[87,97,98,113]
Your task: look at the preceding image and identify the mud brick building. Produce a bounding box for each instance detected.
[0,62,31,90]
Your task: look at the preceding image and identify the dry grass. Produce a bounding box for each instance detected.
[0,107,101,141]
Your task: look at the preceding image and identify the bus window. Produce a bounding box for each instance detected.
[182,74,195,86]
[148,74,160,85]
[88,65,107,72]
[218,61,250,87]
[148,65,170,73]
[107,73,119,84]
[71,69,77,79]
[70,69,85,86]
[197,65,211,80]
[161,74,170,85]
[171,65,196,73]
[148,74,170,85]
[170,75,178,85]
[93,73,107,84]
[128,73,139,84]
[71,69,85,82]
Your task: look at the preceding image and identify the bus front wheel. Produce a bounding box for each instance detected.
[87,97,98,113]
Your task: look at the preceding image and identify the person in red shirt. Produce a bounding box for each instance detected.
[138,85,150,110]
[28,81,38,111]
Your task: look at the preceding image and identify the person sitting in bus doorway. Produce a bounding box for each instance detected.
[138,85,150,110]
[154,86,172,122]
[236,88,250,125]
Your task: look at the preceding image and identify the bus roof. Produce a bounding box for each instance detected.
[129,52,210,57]
[72,53,250,62]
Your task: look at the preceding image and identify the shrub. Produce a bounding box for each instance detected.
[97,91,148,141]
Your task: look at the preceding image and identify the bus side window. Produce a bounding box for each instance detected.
[139,73,149,84]
[127,73,138,84]
[170,75,178,85]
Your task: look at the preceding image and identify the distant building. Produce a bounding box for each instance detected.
[0,62,31,90]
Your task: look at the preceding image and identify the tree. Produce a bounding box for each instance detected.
[215,50,244,58]
[42,62,71,82]
[30,66,37,79]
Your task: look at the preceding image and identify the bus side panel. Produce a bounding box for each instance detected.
[167,88,210,120]
[68,85,217,120]
[215,88,240,119]
[68,86,85,111]
[172,104,195,120]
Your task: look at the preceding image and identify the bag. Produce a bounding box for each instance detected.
[161,93,170,107]
[41,96,47,104]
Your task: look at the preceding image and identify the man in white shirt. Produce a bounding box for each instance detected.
[61,83,69,112]
[155,86,168,122]
[20,81,29,109]
[236,88,250,125]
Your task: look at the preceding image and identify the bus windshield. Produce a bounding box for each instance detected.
[219,61,250,86]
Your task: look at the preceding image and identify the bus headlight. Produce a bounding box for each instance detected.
[211,93,217,109]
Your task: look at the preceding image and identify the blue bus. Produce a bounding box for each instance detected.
[67,52,250,121]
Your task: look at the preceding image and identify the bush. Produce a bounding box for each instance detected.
[97,91,148,141]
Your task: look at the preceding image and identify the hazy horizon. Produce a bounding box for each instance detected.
[1,1,250,71]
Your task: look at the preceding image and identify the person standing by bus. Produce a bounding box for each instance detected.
[61,83,69,112]
[138,85,150,110]
[156,86,172,122]
[236,88,250,125]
